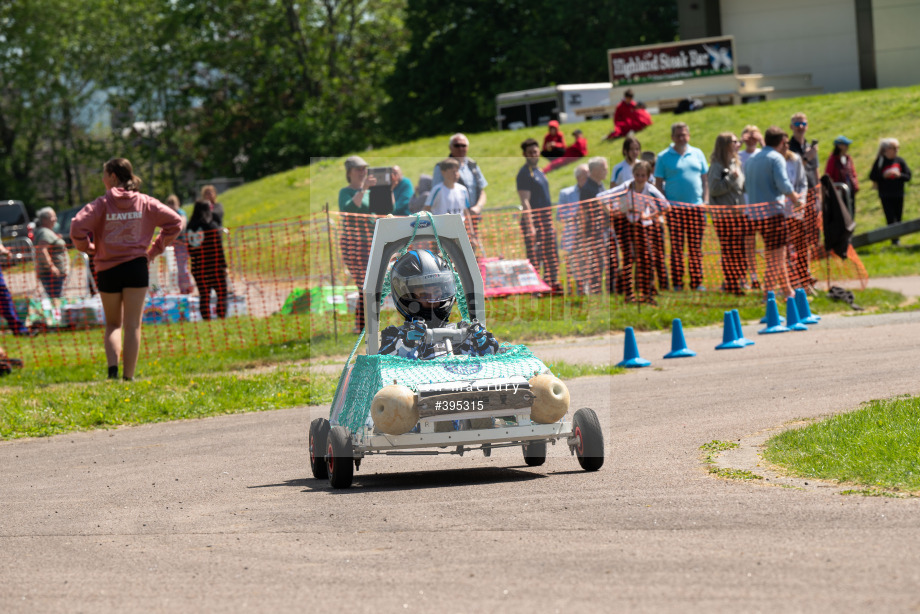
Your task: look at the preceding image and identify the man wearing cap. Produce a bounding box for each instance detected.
[338,155,377,333]
[541,120,566,161]
[787,112,820,291]
[431,133,488,216]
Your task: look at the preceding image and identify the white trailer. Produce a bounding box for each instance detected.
[495,83,612,130]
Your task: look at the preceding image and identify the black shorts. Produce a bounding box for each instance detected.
[758,215,788,251]
[97,257,149,293]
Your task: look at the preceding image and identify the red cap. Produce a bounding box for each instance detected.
[548,120,560,129]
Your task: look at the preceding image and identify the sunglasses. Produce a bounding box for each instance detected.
[731,139,741,144]
[793,121,807,127]
[451,143,469,148]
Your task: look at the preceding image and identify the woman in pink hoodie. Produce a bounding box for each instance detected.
[71,158,182,381]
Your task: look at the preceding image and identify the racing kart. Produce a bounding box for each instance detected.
[309,213,604,488]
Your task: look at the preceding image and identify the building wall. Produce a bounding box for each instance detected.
[719,0,861,93]
[873,0,920,88]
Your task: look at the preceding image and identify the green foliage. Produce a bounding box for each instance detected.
[382,0,678,139]
[764,396,920,492]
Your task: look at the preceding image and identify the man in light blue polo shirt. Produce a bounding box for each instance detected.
[745,126,804,301]
[655,122,709,291]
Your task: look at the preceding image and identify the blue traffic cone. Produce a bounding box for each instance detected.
[732,309,754,346]
[758,298,790,334]
[795,288,820,324]
[618,326,651,368]
[759,291,786,324]
[785,296,809,331]
[716,311,746,349]
[664,318,696,359]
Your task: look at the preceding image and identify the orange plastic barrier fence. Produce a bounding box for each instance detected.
[0,192,867,369]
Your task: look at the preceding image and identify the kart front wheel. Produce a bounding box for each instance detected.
[326,426,354,489]
[522,441,547,466]
[308,418,330,479]
[572,408,604,472]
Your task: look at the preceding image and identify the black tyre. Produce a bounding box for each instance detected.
[326,425,354,489]
[522,440,547,466]
[572,408,604,472]
[309,418,330,479]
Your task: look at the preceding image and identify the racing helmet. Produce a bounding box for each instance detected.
[390,249,456,327]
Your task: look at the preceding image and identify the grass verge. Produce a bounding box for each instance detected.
[763,395,920,494]
[0,356,621,439]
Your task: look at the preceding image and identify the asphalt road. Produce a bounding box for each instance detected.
[3,307,920,613]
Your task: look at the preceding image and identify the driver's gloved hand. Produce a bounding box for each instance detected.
[403,319,427,345]
[467,322,489,349]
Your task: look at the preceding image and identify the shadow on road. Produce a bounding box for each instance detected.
[249,466,547,493]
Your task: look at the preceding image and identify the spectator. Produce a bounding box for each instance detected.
[610,136,641,187]
[187,200,229,320]
[825,135,859,214]
[70,157,182,381]
[557,164,590,293]
[608,137,643,291]
[707,133,746,296]
[199,184,224,227]
[788,113,820,191]
[542,129,589,174]
[869,138,912,245]
[744,127,803,300]
[655,122,709,291]
[425,158,470,218]
[0,243,32,336]
[516,138,561,293]
[165,195,194,294]
[642,151,669,293]
[432,133,488,216]
[607,160,667,304]
[541,120,566,160]
[604,89,653,141]
[739,125,764,290]
[338,155,377,334]
[578,156,610,294]
[33,207,69,299]
[391,165,415,216]
[787,112,820,289]
[781,141,810,291]
[739,125,763,172]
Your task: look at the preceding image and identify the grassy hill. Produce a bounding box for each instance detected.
[221,84,920,243]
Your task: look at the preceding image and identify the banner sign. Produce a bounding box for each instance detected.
[608,36,736,86]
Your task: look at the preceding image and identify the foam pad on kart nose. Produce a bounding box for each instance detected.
[371,384,419,435]
[529,373,569,424]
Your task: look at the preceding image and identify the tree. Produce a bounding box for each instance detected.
[383,0,678,140]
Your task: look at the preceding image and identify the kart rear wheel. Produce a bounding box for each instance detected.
[308,418,330,479]
[326,426,354,489]
[522,441,547,466]
[572,408,604,472]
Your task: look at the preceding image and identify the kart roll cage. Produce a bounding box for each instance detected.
[362,214,485,354]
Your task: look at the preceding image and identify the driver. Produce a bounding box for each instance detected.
[380,249,500,359]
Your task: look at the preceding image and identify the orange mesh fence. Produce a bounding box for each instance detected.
[1,192,867,368]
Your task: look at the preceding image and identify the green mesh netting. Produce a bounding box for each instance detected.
[333,345,548,433]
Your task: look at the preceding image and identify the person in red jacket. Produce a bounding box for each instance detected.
[824,135,859,214]
[541,120,566,160]
[605,90,653,141]
[70,158,182,381]
[542,129,589,173]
